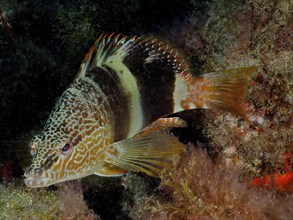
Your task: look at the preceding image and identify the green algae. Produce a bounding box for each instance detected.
[0,181,100,219]
[0,182,62,219]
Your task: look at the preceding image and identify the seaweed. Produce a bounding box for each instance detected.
[0,0,292,218]
[124,148,293,219]
[123,0,293,218]
[0,181,100,219]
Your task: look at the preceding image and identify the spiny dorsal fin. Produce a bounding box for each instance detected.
[74,33,196,138]
[75,33,136,80]
[75,33,194,82]
[74,33,254,135]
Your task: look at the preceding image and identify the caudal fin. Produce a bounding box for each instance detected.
[178,66,257,120]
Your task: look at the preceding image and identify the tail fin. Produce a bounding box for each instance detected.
[179,66,257,120]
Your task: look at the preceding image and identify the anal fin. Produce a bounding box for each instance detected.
[105,133,184,176]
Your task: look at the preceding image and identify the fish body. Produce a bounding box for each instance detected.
[24,33,256,188]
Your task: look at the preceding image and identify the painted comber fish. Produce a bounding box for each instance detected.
[24,33,256,188]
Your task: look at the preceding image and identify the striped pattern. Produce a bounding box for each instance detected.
[26,33,229,188]
[76,33,195,139]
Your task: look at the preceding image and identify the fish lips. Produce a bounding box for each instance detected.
[24,174,52,188]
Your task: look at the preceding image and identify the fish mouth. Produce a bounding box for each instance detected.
[24,175,52,188]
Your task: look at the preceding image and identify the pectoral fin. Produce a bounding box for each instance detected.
[105,133,184,176]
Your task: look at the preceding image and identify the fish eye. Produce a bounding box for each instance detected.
[61,143,71,152]
[59,141,73,156]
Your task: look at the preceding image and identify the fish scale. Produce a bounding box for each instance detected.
[24,33,256,188]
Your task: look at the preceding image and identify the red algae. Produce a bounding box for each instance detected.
[250,151,293,192]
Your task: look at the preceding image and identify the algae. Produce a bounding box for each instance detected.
[0,181,100,219]
[0,0,292,219]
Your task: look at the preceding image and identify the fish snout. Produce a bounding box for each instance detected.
[24,167,50,188]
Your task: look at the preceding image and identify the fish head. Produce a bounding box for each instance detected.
[24,136,86,188]
[24,90,106,188]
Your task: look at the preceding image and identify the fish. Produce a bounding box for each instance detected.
[24,33,256,188]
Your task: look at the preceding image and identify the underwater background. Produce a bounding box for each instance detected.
[0,0,292,219]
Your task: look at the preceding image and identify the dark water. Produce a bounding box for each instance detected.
[0,1,209,219]
[1,0,292,219]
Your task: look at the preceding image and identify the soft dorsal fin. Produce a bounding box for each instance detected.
[74,33,255,139]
